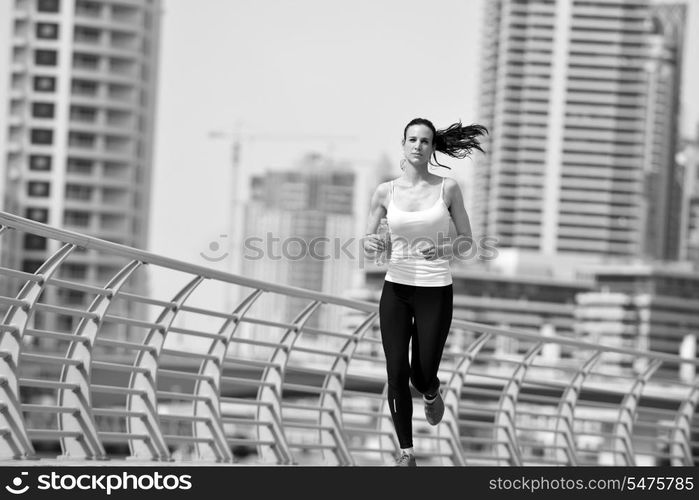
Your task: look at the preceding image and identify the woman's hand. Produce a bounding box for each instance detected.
[363,233,385,256]
[418,243,452,261]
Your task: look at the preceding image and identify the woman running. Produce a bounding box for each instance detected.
[363,117,487,466]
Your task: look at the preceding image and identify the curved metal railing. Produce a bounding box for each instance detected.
[0,210,697,465]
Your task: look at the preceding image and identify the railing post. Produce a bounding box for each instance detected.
[256,300,321,464]
[439,332,492,466]
[0,243,74,459]
[126,275,204,461]
[553,351,601,465]
[494,342,543,466]
[670,385,698,466]
[193,288,264,462]
[57,260,142,460]
[318,312,378,466]
[612,359,662,466]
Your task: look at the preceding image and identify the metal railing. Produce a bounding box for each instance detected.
[0,210,697,466]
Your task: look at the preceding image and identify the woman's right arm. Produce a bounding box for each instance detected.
[363,182,389,255]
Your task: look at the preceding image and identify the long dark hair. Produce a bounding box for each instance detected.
[403,118,488,169]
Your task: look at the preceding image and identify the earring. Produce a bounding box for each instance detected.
[400,159,406,171]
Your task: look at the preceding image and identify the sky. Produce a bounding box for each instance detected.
[149,0,487,269]
[148,0,699,272]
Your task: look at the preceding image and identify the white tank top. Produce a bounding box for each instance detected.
[384,177,452,287]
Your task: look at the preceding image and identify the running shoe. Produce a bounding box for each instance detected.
[395,453,417,467]
[424,390,444,425]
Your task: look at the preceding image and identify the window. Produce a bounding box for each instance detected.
[30,155,52,171]
[61,290,86,305]
[71,78,97,96]
[104,162,127,179]
[30,128,53,145]
[68,132,95,148]
[57,316,74,332]
[34,49,57,66]
[32,102,55,118]
[62,263,87,279]
[102,188,126,204]
[73,52,99,69]
[24,234,47,251]
[27,181,51,197]
[33,76,56,92]
[64,210,90,227]
[35,22,59,39]
[70,105,96,122]
[22,260,43,274]
[65,184,92,200]
[98,266,120,281]
[112,5,138,23]
[25,207,49,222]
[75,0,101,17]
[37,0,59,13]
[67,158,93,174]
[12,45,27,64]
[74,26,100,43]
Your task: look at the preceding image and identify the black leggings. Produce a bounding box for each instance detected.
[379,280,453,449]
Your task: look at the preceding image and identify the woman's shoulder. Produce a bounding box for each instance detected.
[441,177,462,205]
[429,175,458,191]
[442,177,459,191]
[370,181,392,207]
[374,180,392,196]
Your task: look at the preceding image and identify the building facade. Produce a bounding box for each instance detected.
[474,0,685,261]
[576,264,699,381]
[235,154,358,359]
[678,133,699,266]
[0,0,162,337]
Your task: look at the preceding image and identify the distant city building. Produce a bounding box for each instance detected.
[0,0,162,340]
[678,133,699,266]
[576,263,699,382]
[474,0,685,261]
[235,153,358,358]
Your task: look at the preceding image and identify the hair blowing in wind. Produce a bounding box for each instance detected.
[404,118,488,169]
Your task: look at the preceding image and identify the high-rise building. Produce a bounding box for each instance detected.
[474,0,685,261]
[235,153,358,359]
[678,133,699,266]
[0,0,162,335]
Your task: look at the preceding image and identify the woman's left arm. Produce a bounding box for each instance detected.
[420,178,473,260]
[446,177,472,240]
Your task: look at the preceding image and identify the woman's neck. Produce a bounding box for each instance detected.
[400,162,434,186]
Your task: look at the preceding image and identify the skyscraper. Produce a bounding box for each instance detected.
[0,0,161,334]
[474,0,685,261]
[236,153,358,359]
[678,132,699,265]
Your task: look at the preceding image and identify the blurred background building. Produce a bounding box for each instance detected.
[678,129,699,265]
[473,0,685,263]
[0,0,162,340]
[234,153,359,358]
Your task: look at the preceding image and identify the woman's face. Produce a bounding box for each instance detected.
[402,124,434,166]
